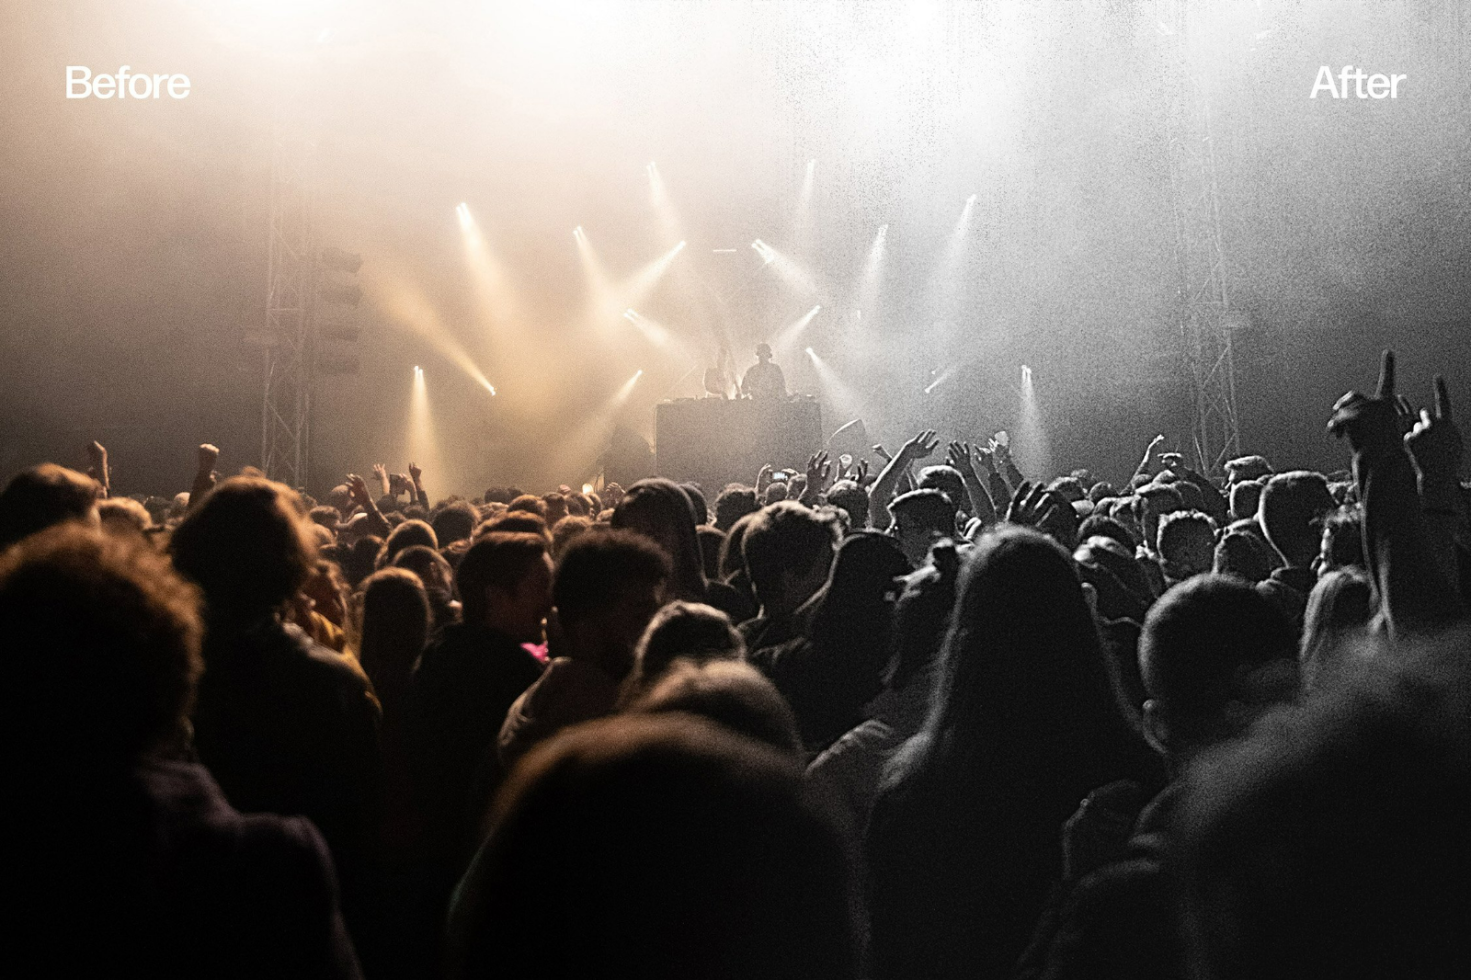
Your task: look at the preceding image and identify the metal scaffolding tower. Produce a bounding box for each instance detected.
[260,131,317,489]
[1163,1,1241,476]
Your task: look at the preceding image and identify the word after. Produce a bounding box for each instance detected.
[1310,66,1406,99]
[67,66,191,99]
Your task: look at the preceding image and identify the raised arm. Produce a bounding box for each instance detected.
[869,430,938,531]
[1405,375,1465,593]
[408,462,428,508]
[947,441,997,526]
[188,444,219,512]
[86,441,110,499]
[1133,434,1166,482]
[1328,351,1464,633]
[347,474,392,538]
[799,451,832,507]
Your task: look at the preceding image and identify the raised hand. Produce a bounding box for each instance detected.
[805,451,832,492]
[854,458,871,486]
[1006,481,1079,547]
[947,441,979,481]
[346,474,372,509]
[756,463,775,494]
[390,473,411,494]
[1406,375,1462,481]
[408,462,423,485]
[197,443,219,473]
[371,463,390,496]
[873,444,893,463]
[903,429,941,461]
[1328,350,1404,462]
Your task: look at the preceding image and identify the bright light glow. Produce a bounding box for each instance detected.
[623,308,672,347]
[582,483,594,495]
[647,162,684,243]
[854,224,888,326]
[750,239,819,296]
[924,366,956,395]
[407,362,444,495]
[793,159,817,253]
[370,272,500,401]
[1016,364,1052,479]
[804,347,865,422]
[773,304,822,355]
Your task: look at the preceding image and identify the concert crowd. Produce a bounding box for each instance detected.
[4,349,1468,979]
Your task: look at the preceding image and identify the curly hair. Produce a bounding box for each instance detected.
[0,524,202,764]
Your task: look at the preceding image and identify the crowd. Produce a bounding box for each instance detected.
[3,349,1469,979]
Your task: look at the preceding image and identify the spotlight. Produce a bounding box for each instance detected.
[573,225,584,240]
[805,346,815,356]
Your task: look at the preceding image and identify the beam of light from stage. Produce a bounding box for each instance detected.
[751,239,820,298]
[617,240,686,314]
[924,365,956,395]
[772,304,822,356]
[553,369,646,479]
[574,224,615,318]
[623,308,671,347]
[792,158,816,254]
[407,365,446,489]
[854,224,888,324]
[370,272,499,398]
[1016,364,1053,479]
[456,202,520,323]
[805,348,865,423]
[647,161,684,244]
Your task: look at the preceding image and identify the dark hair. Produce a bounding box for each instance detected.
[170,476,315,621]
[888,488,957,533]
[1258,471,1334,565]
[380,519,437,569]
[431,501,479,547]
[741,501,840,602]
[626,600,745,697]
[1177,634,1471,980]
[357,567,430,713]
[1320,505,1366,572]
[714,485,759,532]
[1212,529,1275,583]
[506,494,546,517]
[552,528,669,627]
[446,713,859,980]
[307,505,340,532]
[695,524,725,582]
[1076,514,1136,552]
[455,532,549,624]
[826,480,870,532]
[611,478,708,602]
[477,511,550,540]
[680,483,709,525]
[0,525,202,765]
[631,660,802,755]
[0,464,99,549]
[1140,575,1298,749]
[1229,479,1264,522]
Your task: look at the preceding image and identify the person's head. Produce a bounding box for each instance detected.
[1176,634,1471,980]
[1258,471,1335,568]
[477,511,550,540]
[550,515,593,560]
[630,660,802,756]
[0,524,201,770]
[625,601,745,698]
[611,478,706,600]
[917,466,967,515]
[1223,454,1272,486]
[1138,575,1298,763]
[301,558,348,628]
[741,501,840,615]
[883,540,961,694]
[507,494,547,518]
[1318,504,1366,576]
[887,488,957,565]
[431,501,479,548]
[1074,538,1150,624]
[342,534,382,589]
[825,479,869,532]
[1087,481,1118,504]
[1157,510,1217,585]
[1299,568,1374,689]
[761,480,789,505]
[905,526,1144,787]
[307,504,340,536]
[538,492,567,528]
[695,524,725,582]
[1047,475,1086,503]
[1076,513,1136,552]
[446,713,859,980]
[455,532,553,642]
[96,496,153,538]
[720,511,758,582]
[0,464,100,549]
[1133,483,1184,552]
[756,342,773,363]
[680,484,709,526]
[553,528,670,679]
[356,567,431,707]
[1228,479,1264,523]
[170,476,315,623]
[1212,529,1274,584]
[713,485,758,532]
[391,543,454,598]
[379,518,437,569]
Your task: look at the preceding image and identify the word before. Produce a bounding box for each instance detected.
[67,66,191,99]
[1310,66,1406,99]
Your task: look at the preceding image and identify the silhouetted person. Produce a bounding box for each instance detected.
[0,463,100,549]
[2,525,361,978]
[446,713,859,980]
[741,342,787,400]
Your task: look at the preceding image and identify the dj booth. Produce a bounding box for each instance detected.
[655,397,823,495]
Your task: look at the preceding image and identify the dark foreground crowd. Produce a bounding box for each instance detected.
[4,350,1469,979]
